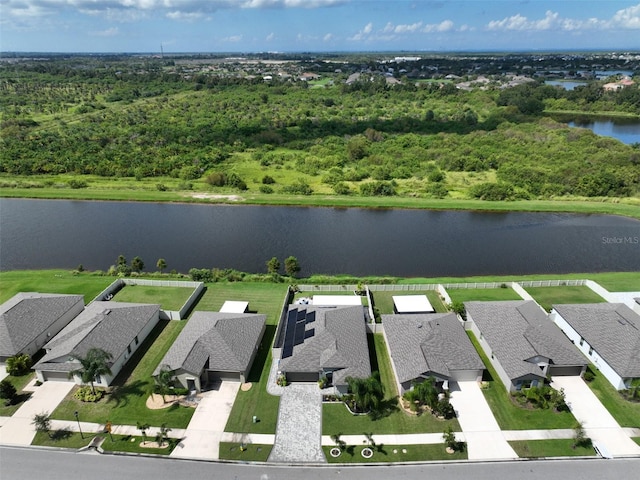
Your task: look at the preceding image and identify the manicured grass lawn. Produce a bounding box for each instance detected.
[585,367,640,428]
[32,430,96,449]
[51,319,194,428]
[447,287,522,303]
[323,334,460,435]
[371,290,448,314]
[0,372,34,416]
[525,286,606,312]
[322,443,467,463]
[219,442,272,462]
[0,270,113,303]
[634,438,640,446]
[509,439,595,458]
[467,332,578,430]
[113,285,196,311]
[100,433,178,455]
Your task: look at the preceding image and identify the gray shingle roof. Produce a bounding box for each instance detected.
[0,293,84,357]
[279,306,371,386]
[382,313,484,384]
[154,311,266,377]
[35,301,159,371]
[465,300,586,382]
[553,303,640,378]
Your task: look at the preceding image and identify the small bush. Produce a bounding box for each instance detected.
[68,179,88,189]
[259,185,274,194]
[583,370,595,382]
[73,386,104,402]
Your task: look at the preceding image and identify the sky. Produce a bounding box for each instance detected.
[1,1,640,53]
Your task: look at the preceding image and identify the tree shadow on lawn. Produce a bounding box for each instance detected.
[50,428,73,441]
[369,397,399,421]
[107,380,149,408]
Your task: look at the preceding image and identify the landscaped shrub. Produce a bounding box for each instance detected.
[74,386,104,402]
[583,370,595,382]
[5,354,32,376]
[0,379,18,405]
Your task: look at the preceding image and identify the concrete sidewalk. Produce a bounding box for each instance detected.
[552,376,640,458]
[0,381,74,446]
[449,380,518,461]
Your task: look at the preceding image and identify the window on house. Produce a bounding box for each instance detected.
[134,336,139,345]
[127,345,132,355]
[94,375,101,384]
[588,347,594,356]
[579,337,584,346]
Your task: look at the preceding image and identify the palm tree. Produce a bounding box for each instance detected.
[137,422,150,445]
[155,423,172,447]
[154,365,175,403]
[156,258,167,274]
[346,372,384,413]
[68,348,113,395]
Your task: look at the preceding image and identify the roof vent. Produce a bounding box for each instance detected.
[417,324,422,328]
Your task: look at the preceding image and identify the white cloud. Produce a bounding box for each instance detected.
[384,21,423,34]
[423,19,453,33]
[487,4,640,32]
[222,34,243,42]
[266,32,275,41]
[91,26,119,37]
[348,21,373,41]
[323,32,333,41]
[166,11,205,21]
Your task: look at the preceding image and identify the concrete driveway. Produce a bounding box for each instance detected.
[170,380,240,460]
[0,380,75,446]
[551,376,640,458]
[448,381,518,461]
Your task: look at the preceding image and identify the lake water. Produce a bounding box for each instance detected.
[567,118,640,145]
[1,199,638,277]
[545,80,588,91]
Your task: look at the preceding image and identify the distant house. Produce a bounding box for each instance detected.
[551,303,640,390]
[382,313,484,395]
[154,311,266,392]
[0,293,84,362]
[35,301,160,385]
[465,300,587,392]
[278,305,370,394]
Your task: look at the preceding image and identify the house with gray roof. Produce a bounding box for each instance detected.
[465,300,587,392]
[154,311,266,392]
[278,305,370,394]
[0,293,84,361]
[35,301,160,385]
[382,313,484,395]
[551,303,640,390]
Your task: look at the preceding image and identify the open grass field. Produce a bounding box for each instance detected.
[509,439,595,458]
[371,290,448,314]
[0,270,113,304]
[323,334,460,435]
[322,443,467,463]
[50,319,194,428]
[113,284,195,311]
[467,332,578,430]
[447,287,523,303]
[585,367,640,428]
[525,286,606,312]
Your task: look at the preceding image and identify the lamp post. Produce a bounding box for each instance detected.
[74,411,84,439]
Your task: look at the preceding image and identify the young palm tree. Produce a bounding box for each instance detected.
[155,423,172,447]
[154,365,175,403]
[68,348,113,395]
[346,372,384,413]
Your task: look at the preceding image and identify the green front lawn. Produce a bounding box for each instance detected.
[0,372,34,416]
[113,285,196,311]
[525,286,606,312]
[219,442,272,462]
[585,367,640,428]
[323,334,460,435]
[634,438,640,446]
[371,290,448,314]
[100,433,179,455]
[51,319,194,428]
[32,430,95,449]
[509,439,595,458]
[447,287,522,303]
[0,270,113,303]
[323,443,467,463]
[468,332,578,430]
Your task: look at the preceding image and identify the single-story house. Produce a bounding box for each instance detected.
[278,305,370,394]
[154,311,266,392]
[382,313,484,395]
[465,300,587,392]
[0,293,84,362]
[551,303,640,390]
[35,301,160,385]
[392,295,434,314]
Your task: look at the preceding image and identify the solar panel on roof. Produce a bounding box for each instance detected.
[294,320,306,345]
[281,309,298,358]
[297,309,307,322]
[304,328,315,339]
[306,311,316,324]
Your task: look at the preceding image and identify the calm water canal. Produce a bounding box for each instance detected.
[1,199,638,277]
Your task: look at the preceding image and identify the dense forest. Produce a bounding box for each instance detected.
[1,56,639,202]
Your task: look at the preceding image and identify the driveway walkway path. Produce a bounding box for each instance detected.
[268,384,325,463]
[449,380,518,461]
[0,380,75,446]
[170,380,240,460]
[551,376,640,458]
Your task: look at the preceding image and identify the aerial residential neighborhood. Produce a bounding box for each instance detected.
[1,274,639,464]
